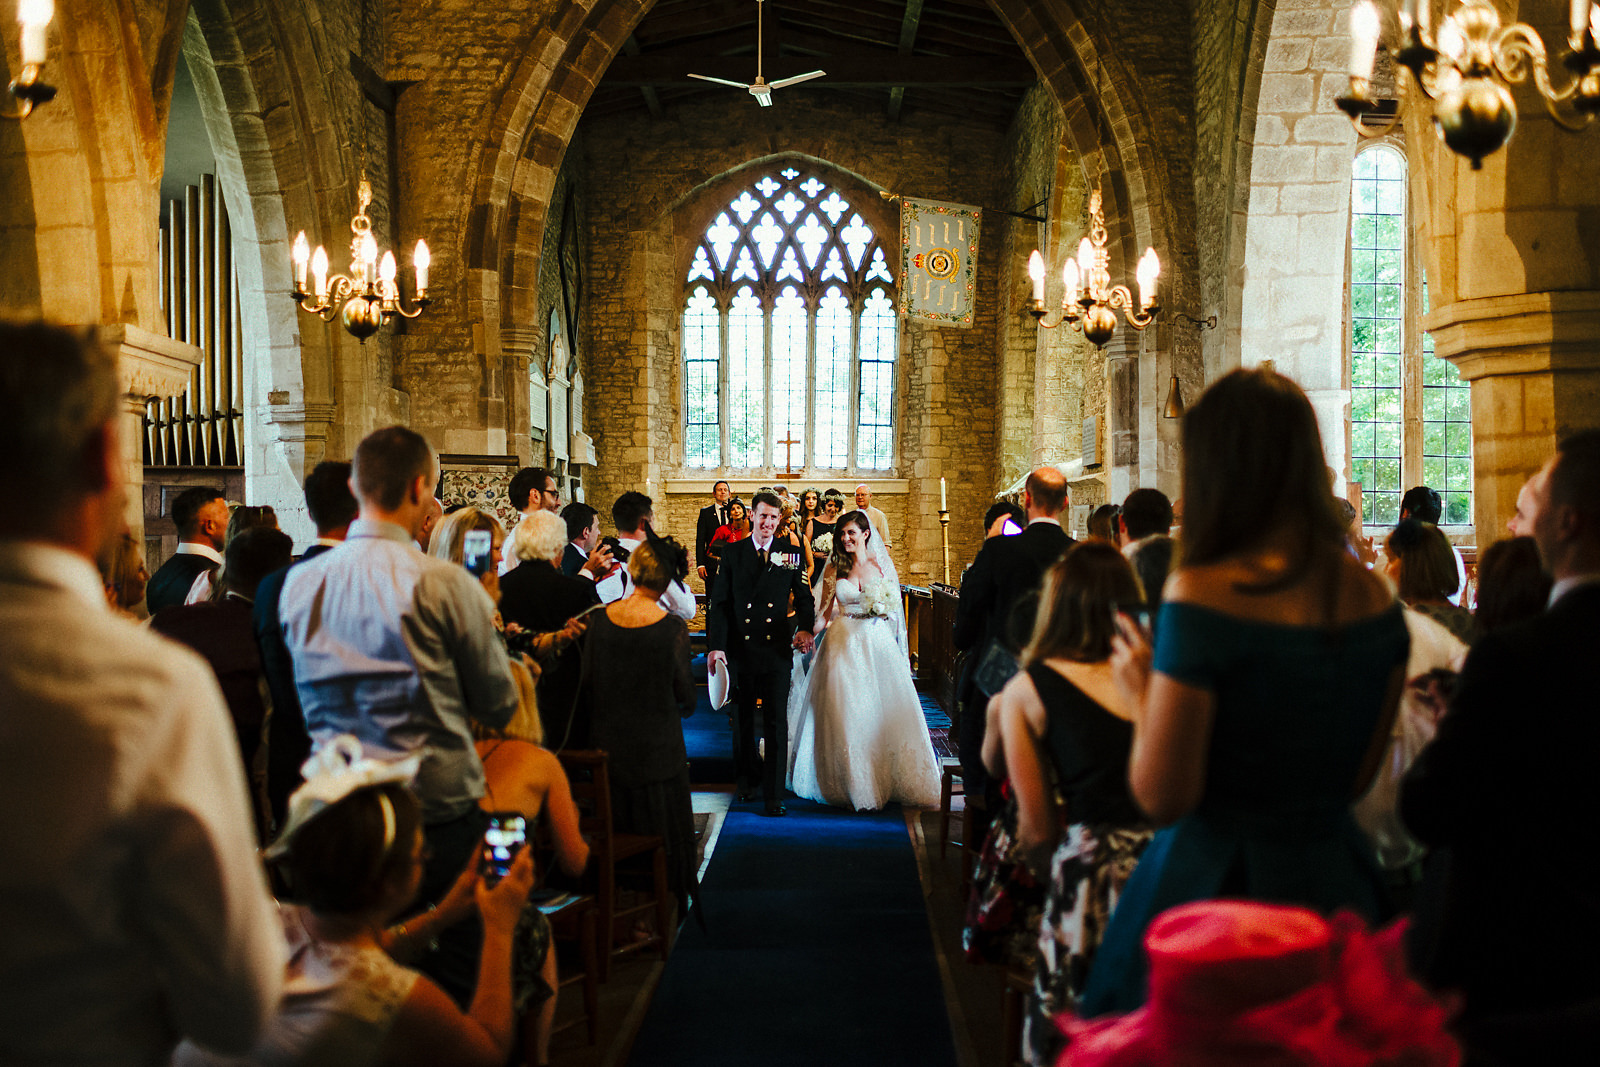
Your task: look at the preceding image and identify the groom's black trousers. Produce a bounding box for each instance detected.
[730,650,789,807]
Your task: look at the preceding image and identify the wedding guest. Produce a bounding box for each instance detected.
[1087,504,1121,546]
[1384,520,1474,643]
[560,500,615,580]
[1118,488,1173,556]
[983,501,1025,540]
[97,528,149,616]
[280,425,518,1008]
[707,498,750,575]
[175,741,537,1067]
[952,467,1074,814]
[806,492,844,585]
[1400,485,1467,603]
[152,526,295,840]
[254,460,358,832]
[1084,367,1405,1015]
[1128,536,1175,610]
[0,321,282,1062]
[146,484,226,614]
[416,494,444,553]
[510,466,561,517]
[981,543,1154,1066]
[855,483,892,547]
[596,491,696,620]
[431,506,507,608]
[694,480,733,588]
[501,510,599,748]
[582,538,699,916]
[1402,431,1600,1062]
[473,664,586,1064]
[188,503,279,604]
[797,487,822,532]
[1471,536,1550,636]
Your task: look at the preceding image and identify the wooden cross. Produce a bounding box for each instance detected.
[777,434,801,476]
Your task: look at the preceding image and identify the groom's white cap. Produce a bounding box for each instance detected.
[708,656,732,710]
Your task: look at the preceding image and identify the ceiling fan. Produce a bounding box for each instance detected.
[687,0,825,107]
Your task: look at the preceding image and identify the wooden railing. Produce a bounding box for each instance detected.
[146,174,243,467]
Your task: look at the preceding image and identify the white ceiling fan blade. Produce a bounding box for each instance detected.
[768,70,826,90]
[755,88,774,106]
[688,73,752,89]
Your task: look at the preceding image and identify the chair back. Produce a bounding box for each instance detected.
[557,749,616,872]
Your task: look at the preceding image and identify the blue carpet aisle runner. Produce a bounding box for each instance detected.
[627,800,958,1067]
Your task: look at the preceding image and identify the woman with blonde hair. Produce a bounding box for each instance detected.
[98,530,149,617]
[431,507,508,604]
[980,542,1154,1065]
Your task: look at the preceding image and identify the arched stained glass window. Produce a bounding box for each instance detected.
[1347,145,1473,528]
[681,166,899,472]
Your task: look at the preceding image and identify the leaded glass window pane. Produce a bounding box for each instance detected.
[857,288,897,469]
[683,285,720,468]
[814,287,852,468]
[1350,145,1406,527]
[771,286,807,471]
[1420,280,1473,524]
[727,287,764,467]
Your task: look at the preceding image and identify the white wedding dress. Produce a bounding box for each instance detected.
[786,566,942,811]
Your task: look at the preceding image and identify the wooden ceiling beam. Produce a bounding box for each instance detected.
[887,0,926,122]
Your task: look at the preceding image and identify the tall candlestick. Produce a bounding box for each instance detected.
[940,476,947,511]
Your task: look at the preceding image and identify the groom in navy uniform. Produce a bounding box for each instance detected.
[708,492,815,816]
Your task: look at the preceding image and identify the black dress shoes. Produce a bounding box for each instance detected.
[761,804,787,817]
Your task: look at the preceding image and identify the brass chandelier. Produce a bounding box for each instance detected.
[1339,0,1600,168]
[291,178,430,342]
[1025,185,1160,347]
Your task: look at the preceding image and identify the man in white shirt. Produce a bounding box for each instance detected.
[596,490,697,620]
[855,483,892,548]
[0,322,283,1064]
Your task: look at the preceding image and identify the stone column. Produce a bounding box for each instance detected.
[1413,1,1600,536]
[103,324,204,543]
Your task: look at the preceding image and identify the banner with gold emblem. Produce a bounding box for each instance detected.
[898,197,981,327]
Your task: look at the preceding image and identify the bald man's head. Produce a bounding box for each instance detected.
[1024,467,1069,518]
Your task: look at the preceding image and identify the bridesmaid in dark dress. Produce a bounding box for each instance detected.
[806,491,844,587]
[982,542,1154,1066]
[1085,368,1406,1016]
[580,537,699,919]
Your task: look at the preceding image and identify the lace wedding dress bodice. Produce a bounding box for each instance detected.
[786,573,941,811]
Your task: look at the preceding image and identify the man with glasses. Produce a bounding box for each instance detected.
[510,466,561,516]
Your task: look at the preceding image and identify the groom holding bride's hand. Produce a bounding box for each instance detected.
[708,492,815,817]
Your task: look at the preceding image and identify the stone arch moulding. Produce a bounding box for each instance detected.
[182,0,358,538]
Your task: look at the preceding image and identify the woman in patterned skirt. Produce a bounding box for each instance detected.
[983,542,1154,1066]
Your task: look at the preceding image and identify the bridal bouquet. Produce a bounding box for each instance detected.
[860,577,896,618]
[811,531,833,555]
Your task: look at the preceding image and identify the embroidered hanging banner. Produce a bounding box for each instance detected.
[898,197,981,327]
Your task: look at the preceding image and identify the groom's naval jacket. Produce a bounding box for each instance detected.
[707,536,815,665]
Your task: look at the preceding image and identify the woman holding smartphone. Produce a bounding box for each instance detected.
[980,542,1154,1066]
[1082,368,1406,1015]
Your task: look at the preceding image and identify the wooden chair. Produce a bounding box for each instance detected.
[938,757,964,858]
[557,749,674,982]
[542,894,600,1048]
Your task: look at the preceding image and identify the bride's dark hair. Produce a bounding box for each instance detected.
[830,510,873,579]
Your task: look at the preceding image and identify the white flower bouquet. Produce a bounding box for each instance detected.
[811,532,833,555]
[860,577,895,618]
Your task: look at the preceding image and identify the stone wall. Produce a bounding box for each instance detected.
[574,93,1013,587]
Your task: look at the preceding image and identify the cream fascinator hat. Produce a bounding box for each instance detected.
[264,735,423,860]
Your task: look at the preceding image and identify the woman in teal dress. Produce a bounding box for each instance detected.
[1079,367,1409,1017]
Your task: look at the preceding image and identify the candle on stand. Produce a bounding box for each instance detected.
[292,231,309,292]
[940,476,947,511]
[414,239,430,297]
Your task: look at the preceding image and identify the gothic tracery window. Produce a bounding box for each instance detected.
[682,167,899,472]
[1347,144,1473,527]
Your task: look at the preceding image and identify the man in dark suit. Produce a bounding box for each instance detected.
[695,480,733,591]
[153,527,293,840]
[952,467,1074,804]
[559,500,613,580]
[145,486,228,614]
[1401,431,1600,1059]
[707,491,815,815]
[251,460,357,833]
[501,510,602,748]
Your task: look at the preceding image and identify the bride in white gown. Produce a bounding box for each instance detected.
[787,510,942,810]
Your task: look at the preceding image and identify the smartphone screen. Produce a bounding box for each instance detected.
[1112,600,1151,632]
[463,529,493,577]
[481,812,527,887]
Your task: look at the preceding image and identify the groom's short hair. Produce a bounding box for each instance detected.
[751,491,782,514]
[612,491,653,533]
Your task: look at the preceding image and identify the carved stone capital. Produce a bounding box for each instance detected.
[263,401,338,480]
[1426,291,1600,380]
[100,323,203,402]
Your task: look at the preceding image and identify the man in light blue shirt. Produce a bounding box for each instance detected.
[281,425,518,1003]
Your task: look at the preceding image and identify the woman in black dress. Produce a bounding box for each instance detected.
[806,490,844,587]
[580,536,698,919]
[983,542,1154,1066]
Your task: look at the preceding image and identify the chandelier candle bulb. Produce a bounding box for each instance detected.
[1137,248,1161,310]
[1350,1,1381,83]
[1063,259,1080,307]
[311,245,329,298]
[1077,238,1096,294]
[1573,1,1591,43]
[292,232,309,291]
[18,0,51,67]
[1027,249,1045,304]
[414,240,430,296]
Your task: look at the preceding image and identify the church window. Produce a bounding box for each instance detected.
[681,166,898,473]
[1347,144,1472,528]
